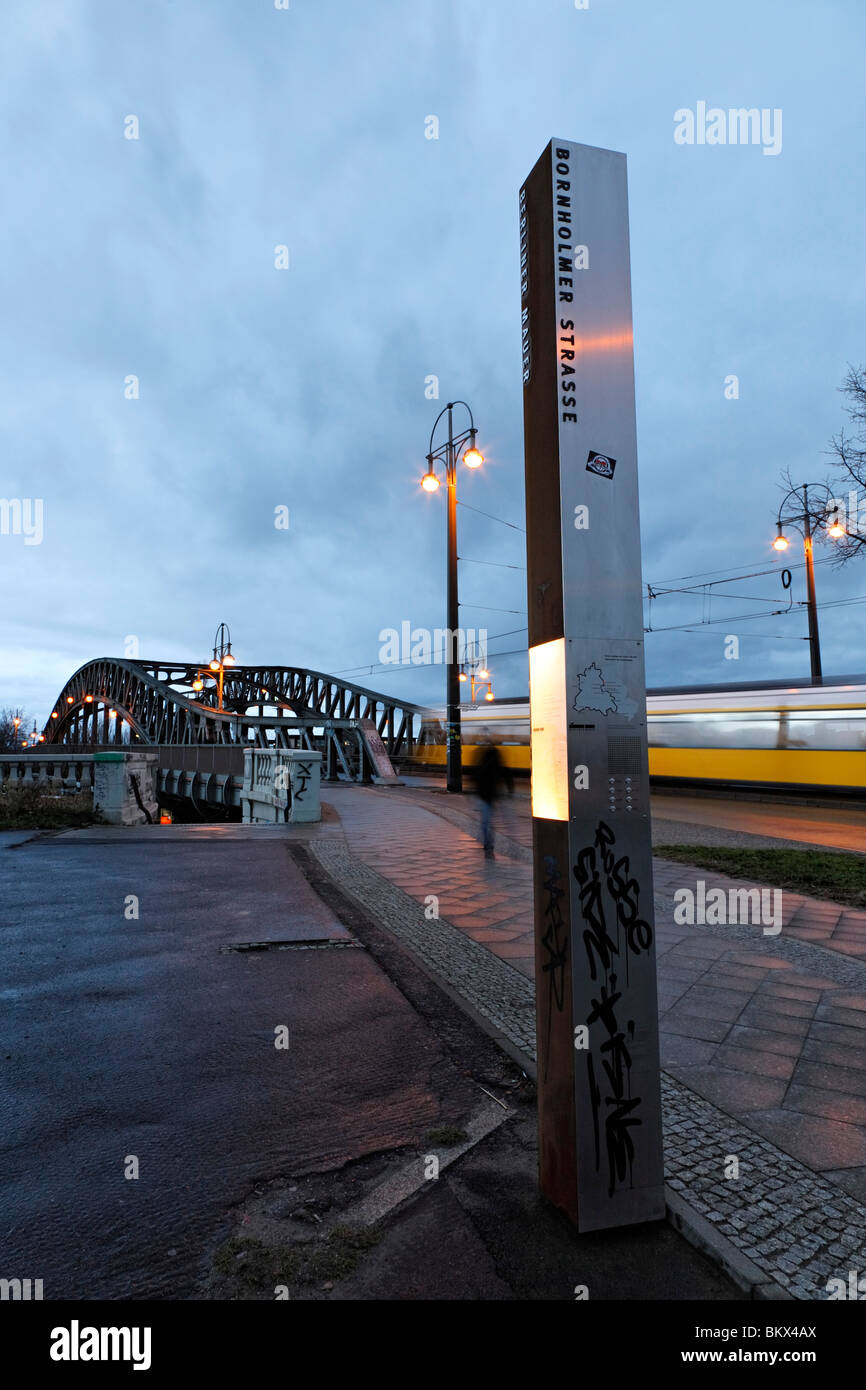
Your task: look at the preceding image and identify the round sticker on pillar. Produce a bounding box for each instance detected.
[586,450,616,480]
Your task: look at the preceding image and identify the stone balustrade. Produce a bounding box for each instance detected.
[242,748,322,824]
[0,751,159,825]
[2,746,321,826]
[0,753,95,793]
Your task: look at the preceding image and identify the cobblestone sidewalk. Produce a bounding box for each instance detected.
[313,785,866,1300]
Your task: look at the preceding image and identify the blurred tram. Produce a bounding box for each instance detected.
[414,677,866,795]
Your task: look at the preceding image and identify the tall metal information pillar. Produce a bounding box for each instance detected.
[519,140,665,1231]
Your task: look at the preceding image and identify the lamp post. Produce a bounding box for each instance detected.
[772,483,846,684]
[192,622,236,712]
[459,648,495,704]
[421,402,484,793]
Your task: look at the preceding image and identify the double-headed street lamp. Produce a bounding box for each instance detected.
[459,647,495,704]
[192,622,236,712]
[772,482,846,684]
[421,401,484,793]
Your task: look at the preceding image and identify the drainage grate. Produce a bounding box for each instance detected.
[221,938,364,954]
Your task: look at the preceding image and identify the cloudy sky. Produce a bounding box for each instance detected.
[2,0,865,724]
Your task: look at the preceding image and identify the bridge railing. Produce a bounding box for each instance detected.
[0,753,95,791]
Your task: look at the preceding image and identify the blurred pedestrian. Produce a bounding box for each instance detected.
[473,735,513,859]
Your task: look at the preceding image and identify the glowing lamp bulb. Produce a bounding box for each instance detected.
[223,653,236,666]
[477,668,489,680]
[421,470,440,493]
[193,678,203,692]
[772,534,789,552]
[458,672,467,683]
[463,446,483,469]
[51,712,58,719]
[84,695,93,703]
[828,518,845,538]
[66,697,74,705]
[484,691,495,702]
[209,659,220,672]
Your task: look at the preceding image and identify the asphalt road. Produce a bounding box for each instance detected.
[0,829,466,1299]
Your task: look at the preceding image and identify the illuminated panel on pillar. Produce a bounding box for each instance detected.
[529,637,569,821]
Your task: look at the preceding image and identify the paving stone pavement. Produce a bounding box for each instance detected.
[313,783,866,1300]
[652,856,866,960]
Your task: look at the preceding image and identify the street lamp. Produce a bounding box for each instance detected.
[194,622,237,712]
[461,657,494,704]
[773,482,845,684]
[420,401,484,793]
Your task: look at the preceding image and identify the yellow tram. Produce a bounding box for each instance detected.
[414,679,866,793]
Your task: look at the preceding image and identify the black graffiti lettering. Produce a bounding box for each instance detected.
[608,856,640,921]
[600,1021,635,1100]
[541,855,568,1011]
[627,917,653,954]
[576,821,651,1198]
[586,978,622,1035]
[574,847,619,981]
[604,1095,642,1196]
[594,820,616,856]
[592,821,654,959]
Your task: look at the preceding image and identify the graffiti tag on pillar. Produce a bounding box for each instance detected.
[541,854,569,1081]
[541,855,568,1012]
[573,820,652,1198]
[294,761,312,801]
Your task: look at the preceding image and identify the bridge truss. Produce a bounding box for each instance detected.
[42,659,426,782]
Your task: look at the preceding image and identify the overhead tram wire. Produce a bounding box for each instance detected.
[456,500,526,533]
[458,602,527,614]
[330,585,866,679]
[331,625,529,680]
[454,517,841,607]
[328,645,530,681]
[458,556,526,570]
[330,538,854,680]
[647,552,837,589]
[451,509,836,594]
[646,592,866,635]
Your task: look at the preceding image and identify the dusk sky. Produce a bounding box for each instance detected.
[3,0,865,722]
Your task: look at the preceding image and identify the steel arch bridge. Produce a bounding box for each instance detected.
[42,659,425,781]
